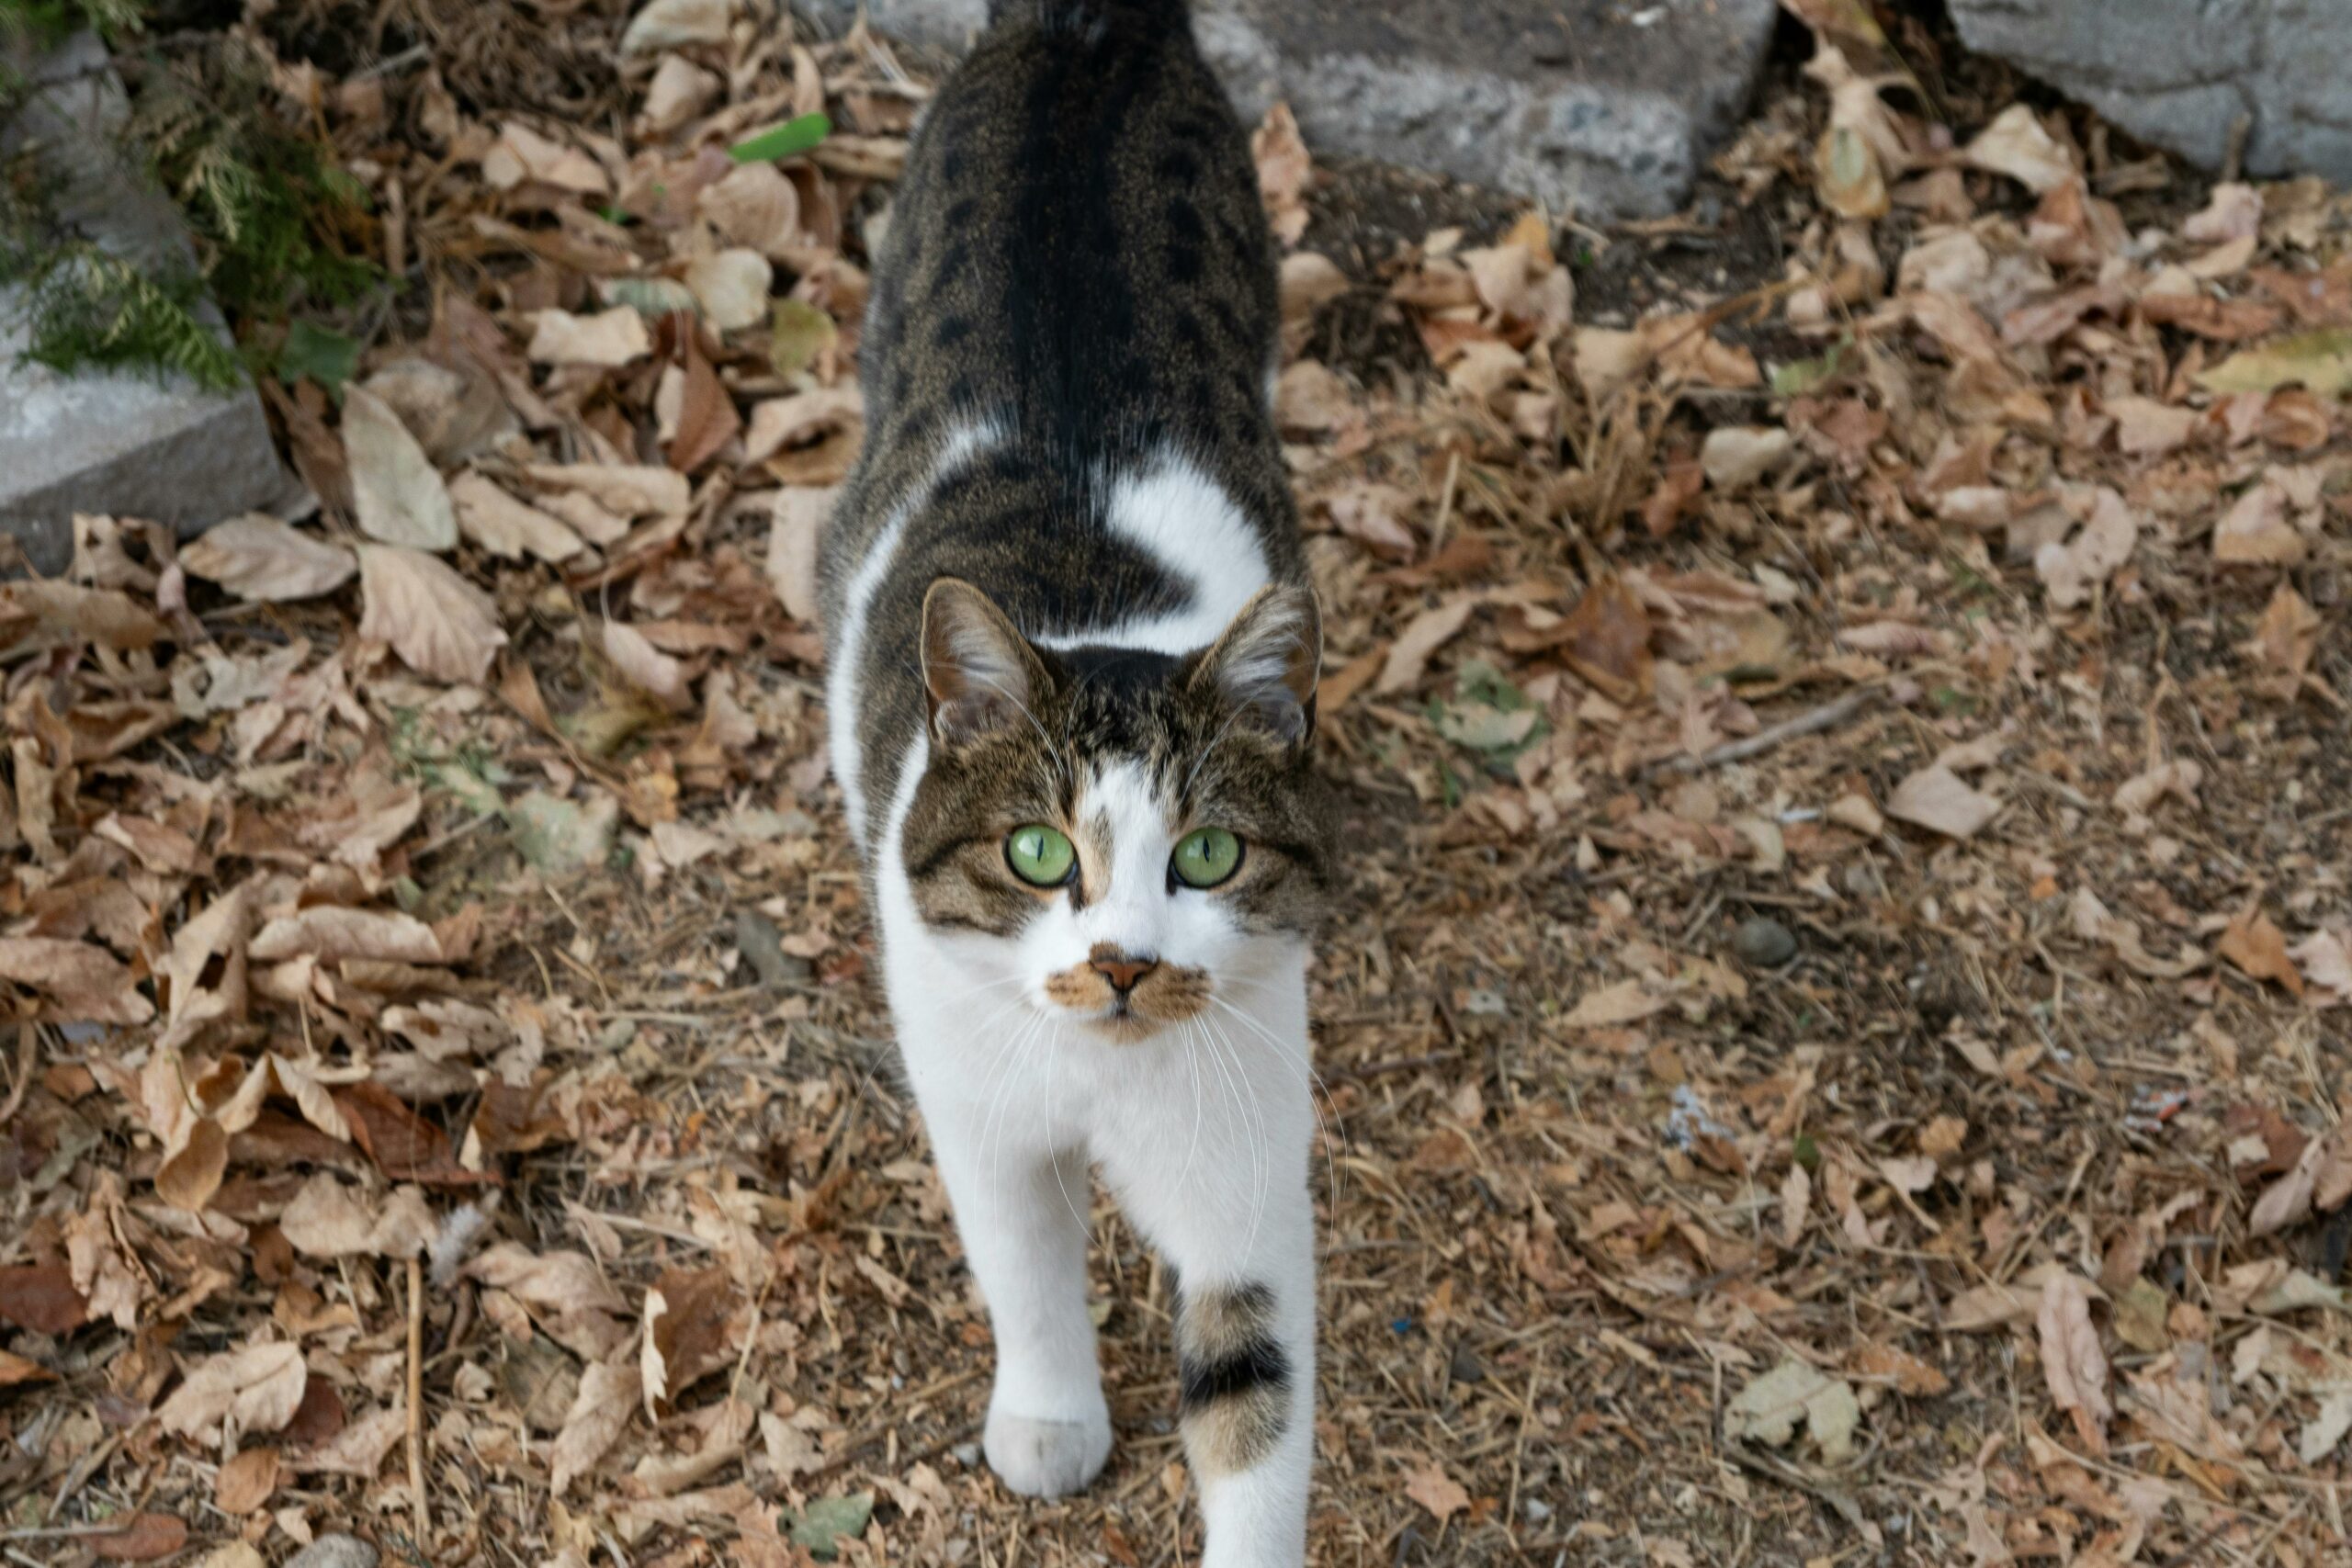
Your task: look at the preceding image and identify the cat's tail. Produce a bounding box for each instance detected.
[987,0,1192,36]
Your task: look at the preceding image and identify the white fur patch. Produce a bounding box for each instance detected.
[1034,448,1269,656]
[828,416,1008,840]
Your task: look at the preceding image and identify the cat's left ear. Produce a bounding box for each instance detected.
[922,578,1046,745]
[1193,584,1321,745]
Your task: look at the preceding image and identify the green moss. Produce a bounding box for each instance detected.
[1,6,380,387]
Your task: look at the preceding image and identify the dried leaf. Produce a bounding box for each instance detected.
[528,307,652,367]
[1557,576,1653,704]
[2036,1272,2110,1455]
[1251,103,1310,247]
[2220,907,2304,997]
[157,1342,307,1442]
[250,906,441,964]
[0,937,153,1024]
[766,486,833,623]
[2213,479,2308,565]
[552,1359,640,1495]
[1725,1357,1861,1461]
[1886,764,1999,840]
[214,1447,278,1514]
[343,385,458,551]
[1963,105,2075,193]
[178,516,356,603]
[278,1174,435,1258]
[356,544,508,684]
[448,473,584,564]
[2196,328,2352,395]
[1401,1457,1471,1525]
[1376,595,1478,694]
[87,1513,187,1562]
[0,1262,89,1335]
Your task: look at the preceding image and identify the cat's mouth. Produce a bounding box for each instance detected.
[1041,956,1214,1039]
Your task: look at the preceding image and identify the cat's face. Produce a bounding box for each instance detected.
[898,581,1329,1042]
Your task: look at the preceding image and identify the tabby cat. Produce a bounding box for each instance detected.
[817,0,1328,1561]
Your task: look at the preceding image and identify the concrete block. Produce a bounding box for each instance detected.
[1950,0,2352,183]
[797,0,1782,220]
[1,32,300,576]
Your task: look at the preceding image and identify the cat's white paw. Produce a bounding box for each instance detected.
[985,1404,1113,1497]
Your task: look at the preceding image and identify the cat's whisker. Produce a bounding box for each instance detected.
[1209,993,1344,1226]
[1201,1012,1273,1265]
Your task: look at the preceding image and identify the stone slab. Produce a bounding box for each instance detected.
[1,32,300,576]
[797,0,1782,220]
[1950,0,2352,184]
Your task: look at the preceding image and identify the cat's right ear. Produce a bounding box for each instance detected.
[921,579,1044,745]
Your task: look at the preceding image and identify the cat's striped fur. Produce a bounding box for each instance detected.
[818,1,1327,1563]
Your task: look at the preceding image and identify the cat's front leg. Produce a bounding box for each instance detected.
[904,1043,1113,1498]
[1100,1031,1317,1568]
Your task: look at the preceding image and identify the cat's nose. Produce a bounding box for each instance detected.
[1090,951,1159,994]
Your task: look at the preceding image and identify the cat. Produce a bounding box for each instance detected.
[816,0,1329,1562]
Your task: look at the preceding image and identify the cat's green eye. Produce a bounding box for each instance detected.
[1005,824,1076,886]
[1170,827,1243,889]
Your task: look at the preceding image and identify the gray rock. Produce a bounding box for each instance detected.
[1732,915,1797,968]
[282,1534,379,1568]
[1,32,300,577]
[1949,0,2352,183]
[797,0,1781,220]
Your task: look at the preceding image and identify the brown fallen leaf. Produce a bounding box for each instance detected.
[527,306,652,367]
[87,1512,187,1562]
[1962,105,2075,193]
[335,1081,499,1189]
[215,1446,279,1514]
[1849,1341,1951,1396]
[552,1358,641,1495]
[1401,1456,1471,1526]
[2213,479,2308,566]
[356,544,508,684]
[1886,765,2000,840]
[250,906,442,964]
[178,515,357,603]
[0,936,154,1024]
[600,620,693,710]
[343,385,458,551]
[293,1403,406,1477]
[0,580,166,653]
[1557,575,1653,704]
[522,462,692,520]
[1559,978,1668,1030]
[641,1264,744,1415]
[667,326,742,474]
[447,473,585,564]
[277,1173,436,1259]
[766,486,834,623]
[2248,583,2321,688]
[2251,1132,2328,1237]
[2219,907,2304,997]
[157,1341,308,1444]
[0,1262,88,1335]
[2037,1272,2111,1456]
[0,1349,55,1386]
[1376,594,1478,694]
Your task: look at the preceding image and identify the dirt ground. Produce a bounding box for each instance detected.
[6,3,2352,1566]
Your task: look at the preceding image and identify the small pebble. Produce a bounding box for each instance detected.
[284,1535,379,1568]
[1732,915,1797,967]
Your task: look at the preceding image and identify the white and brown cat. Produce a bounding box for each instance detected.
[819,1,1328,1562]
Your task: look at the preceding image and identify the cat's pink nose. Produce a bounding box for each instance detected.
[1091,953,1158,993]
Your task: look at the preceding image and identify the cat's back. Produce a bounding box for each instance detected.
[820,0,1302,843]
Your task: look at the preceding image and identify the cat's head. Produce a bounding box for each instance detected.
[899,578,1330,1041]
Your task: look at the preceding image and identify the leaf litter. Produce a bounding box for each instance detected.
[3,1,2352,1563]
